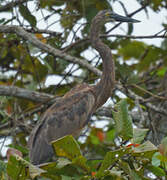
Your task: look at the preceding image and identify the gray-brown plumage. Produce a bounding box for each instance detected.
[28,10,140,165]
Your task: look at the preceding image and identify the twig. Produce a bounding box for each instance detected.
[103,34,167,39]
[130,84,167,100]
[116,84,167,116]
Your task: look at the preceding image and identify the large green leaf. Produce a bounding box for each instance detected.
[132,141,157,158]
[52,135,82,160]
[7,155,28,180]
[146,165,166,177]
[152,152,161,167]
[112,99,133,140]
[96,148,128,178]
[7,154,45,179]
[132,128,149,144]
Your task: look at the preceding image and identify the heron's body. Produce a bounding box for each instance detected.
[29,10,139,165]
[29,84,95,164]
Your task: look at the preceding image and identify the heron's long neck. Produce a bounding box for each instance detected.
[90,19,115,110]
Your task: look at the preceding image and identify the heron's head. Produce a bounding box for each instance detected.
[102,9,140,23]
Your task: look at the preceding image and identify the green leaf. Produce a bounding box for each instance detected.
[153,151,167,164]
[118,40,146,60]
[157,67,166,77]
[40,157,89,177]
[90,134,100,145]
[152,152,161,167]
[118,161,142,180]
[29,163,46,179]
[96,148,128,178]
[8,144,29,155]
[0,160,7,179]
[137,46,163,72]
[19,4,37,27]
[7,155,28,180]
[86,159,102,172]
[146,165,165,177]
[7,154,45,179]
[39,0,64,8]
[133,141,157,153]
[52,135,82,160]
[108,169,123,178]
[132,141,157,158]
[112,99,133,140]
[38,161,62,179]
[56,158,71,169]
[0,46,8,59]
[130,171,143,180]
[105,129,115,143]
[132,128,149,144]
[72,156,89,172]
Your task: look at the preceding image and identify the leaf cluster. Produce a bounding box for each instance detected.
[2,100,167,180]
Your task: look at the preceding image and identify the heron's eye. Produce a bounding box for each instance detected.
[105,12,111,17]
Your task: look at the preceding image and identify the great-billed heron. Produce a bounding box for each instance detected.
[28,10,140,165]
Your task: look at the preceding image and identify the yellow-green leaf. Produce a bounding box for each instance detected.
[52,135,82,160]
[112,99,133,140]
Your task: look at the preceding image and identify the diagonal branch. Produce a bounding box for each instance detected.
[0,25,101,76]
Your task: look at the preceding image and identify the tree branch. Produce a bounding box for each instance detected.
[104,34,167,39]
[62,33,167,52]
[0,25,101,76]
[26,28,62,36]
[0,85,53,103]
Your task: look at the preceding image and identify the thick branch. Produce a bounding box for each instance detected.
[0,85,53,103]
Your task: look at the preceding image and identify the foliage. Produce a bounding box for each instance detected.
[0,0,167,179]
[4,100,167,179]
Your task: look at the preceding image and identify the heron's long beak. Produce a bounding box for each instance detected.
[111,13,140,23]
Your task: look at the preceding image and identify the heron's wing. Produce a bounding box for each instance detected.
[29,89,95,164]
[45,90,95,141]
